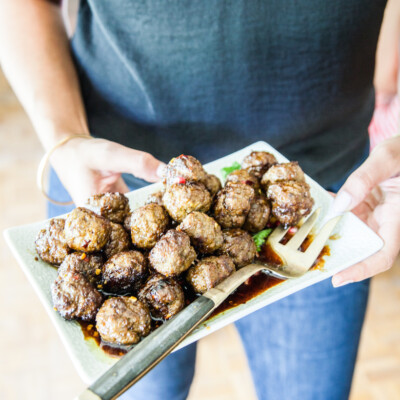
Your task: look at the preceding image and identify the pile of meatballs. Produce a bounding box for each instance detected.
[35,151,314,347]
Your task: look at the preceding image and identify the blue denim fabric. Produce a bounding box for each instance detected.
[47,145,370,400]
[118,343,197,400]
[236,278,369,400]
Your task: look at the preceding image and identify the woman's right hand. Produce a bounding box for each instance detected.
[49,136,165,205]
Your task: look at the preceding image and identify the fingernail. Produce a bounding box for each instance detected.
[156,163,166,178]
[331,190,353,215]
[332,277,354,288]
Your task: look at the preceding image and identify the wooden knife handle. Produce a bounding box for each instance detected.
[76,295,215,400]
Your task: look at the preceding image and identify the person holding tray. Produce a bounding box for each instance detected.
[1,1,399,399]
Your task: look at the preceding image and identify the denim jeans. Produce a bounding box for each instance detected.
[47,146,370,400]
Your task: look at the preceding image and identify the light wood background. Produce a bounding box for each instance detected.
[0,69,399,399]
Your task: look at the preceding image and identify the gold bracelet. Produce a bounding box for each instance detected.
[36,134,92,206]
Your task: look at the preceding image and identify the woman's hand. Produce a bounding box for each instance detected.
[50,137,165,205]
[330,135,400,287]
[0,2,166,206]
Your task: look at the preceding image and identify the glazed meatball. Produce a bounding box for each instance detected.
[149,230,196,276]
[96,297,151,345]
[164,154,207,186]
[64,207,111,252]
[60,252,103,286]
[163,182,212,222]
[138,274,185,320]
[260,161,305,189]
[202,174,222,197]
[242,151,277,178]
[145,190,164,206]
[178,212,223,254]
[104,222,131,259]
[35,218,70,265]
[219,229,257,268]
[213,184,255,228]
[130,203,169,249]
[225,169,260,191]
[267,181,314,226]
[102,250,148,294]
[243,195,271,233]
[186,255,235,294]
[51,264,103,321]
[85,192,130,224]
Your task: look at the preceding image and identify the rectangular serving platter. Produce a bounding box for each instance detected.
[4,141,383,384]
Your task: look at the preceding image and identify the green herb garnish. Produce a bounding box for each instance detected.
[252,229,272,252]
[221,161,241,180]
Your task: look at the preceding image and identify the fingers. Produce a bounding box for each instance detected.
[331,248,394,287]
[97,173,130,194]
[71,173,130,206]
[50,138,164,206]
[332,213,400,287]
[331,136,400,215]
[82,139,166,182]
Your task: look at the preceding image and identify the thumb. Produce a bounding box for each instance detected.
[330,136,400,215]
[83,138,166,182]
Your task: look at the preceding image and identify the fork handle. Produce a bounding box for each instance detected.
[204,263,268,304]
[76,296,215,400]
[76,264,267,400]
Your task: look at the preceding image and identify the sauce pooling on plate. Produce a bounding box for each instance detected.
[78,237,329,358]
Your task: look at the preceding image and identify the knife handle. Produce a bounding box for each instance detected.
[76,295,215,400]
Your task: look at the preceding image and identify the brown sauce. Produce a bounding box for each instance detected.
[80,320,131,357]
[77,235,330,358]
[210,272,283,318]
[210,238,329,319]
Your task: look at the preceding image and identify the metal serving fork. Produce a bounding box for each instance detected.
[263,208,342,278]
[76,209,341,400]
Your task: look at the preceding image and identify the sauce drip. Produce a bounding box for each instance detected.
[79,321,128,357]
[210,272,283,318]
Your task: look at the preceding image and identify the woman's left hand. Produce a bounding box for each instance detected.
[330,135,400,287]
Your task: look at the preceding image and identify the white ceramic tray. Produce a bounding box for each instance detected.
[4,141,383,384]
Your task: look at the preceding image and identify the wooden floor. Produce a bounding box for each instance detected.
[1,71,399,400]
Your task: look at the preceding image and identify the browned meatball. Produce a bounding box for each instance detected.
[130,203,169,249]
[60,252,103,286]
[51,264,103,321]
[213,184,255,228]
[102,251,148,294]
[145,190,164,206]
[85,192,130,224]
[186,255,235,294]
[260,161,305,189]
[202,174,222,197]
[138,274,185,320]
[163,154,207,186]
[242,151,277,178]
[104,222,131,259]
[225,169,260,191]
[35,218,70,265]
[178,212,223,254]
[219,229,257,268]
[267,181,314,226]
[243,195,271,233]
[163,182,212,222]
[123,212,132,232]
[96,297,151,345]
[64,207,111,252]
[149,230,196,276]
